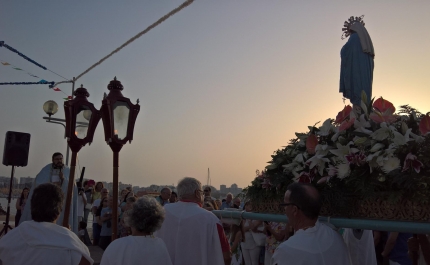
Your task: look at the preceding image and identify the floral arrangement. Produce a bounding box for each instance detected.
[245,93,430,215]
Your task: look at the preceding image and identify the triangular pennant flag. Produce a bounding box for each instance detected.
[63,96,73,101]
[39,79,48,83]
[13,67,22,70]
[53,88,61,91]
[1,62,10,66]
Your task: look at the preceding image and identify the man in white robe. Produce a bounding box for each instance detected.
[343,228,377,265]
[272,183,352,265]
[19,152,78,233]
[0,183,93,265]
[156,177,231,265]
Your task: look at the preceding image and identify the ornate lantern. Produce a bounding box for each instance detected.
[100,77,140,240]
[62,85,101,227]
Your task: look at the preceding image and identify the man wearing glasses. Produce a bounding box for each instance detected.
[203,186,216,201]
[272,183,351,265]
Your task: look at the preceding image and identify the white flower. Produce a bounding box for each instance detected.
[315,144,333,156]
[392,129,411,146]
[410,132,425,143]
[381,156,400,173]
[329,142,359,163]
[371,122,391,141]
[306,155,330,176]
[336,163,351,179]
[370,143,385,152]
[318,119,334,136]
[354,114,372,135]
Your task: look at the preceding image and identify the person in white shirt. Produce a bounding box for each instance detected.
[272,183,352,265]
[156,177,232,265]
[0,183,93,265]
[100,196,172,265]
[343,228,377,265]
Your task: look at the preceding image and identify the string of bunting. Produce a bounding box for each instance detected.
[2,0,193,95]
[0,59,70,95]
[1,59,40,78]
[0,41,70,82]
[0,81,55,86]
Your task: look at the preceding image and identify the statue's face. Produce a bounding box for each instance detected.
[52,155,64,168]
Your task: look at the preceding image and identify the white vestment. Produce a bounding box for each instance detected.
[343,229,377,265]
[271,221,352,265]
[0,220,93,265]
[100,236,172,265]
[19,164,79,233]
[155,201,224,265]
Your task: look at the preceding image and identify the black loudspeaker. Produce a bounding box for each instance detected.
[2,131,31,167]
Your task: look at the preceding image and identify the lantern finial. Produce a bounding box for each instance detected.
[74,85,90,98]
[107,76,124,91]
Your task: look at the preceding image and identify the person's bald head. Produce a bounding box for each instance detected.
[286,183,321,220]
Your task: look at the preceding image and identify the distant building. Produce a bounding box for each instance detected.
[230,183,239,196]
[0,176,18,188]
[20,177,34,185]
[220,185,227,193]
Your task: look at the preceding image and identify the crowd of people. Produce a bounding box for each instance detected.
[0,152,429,265]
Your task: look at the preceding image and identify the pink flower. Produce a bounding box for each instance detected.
[317,176,330,184]
[297,171,312,183]
[327,165,338,177]
[369,111,397,124]
[373,97,395,113]
[345,151,366,166]
[335,105,352,124]
[306,134,318,155]
[419,114,430,135]
[369,97,397,124]
[339,118,356,132]
[402,153,424,173]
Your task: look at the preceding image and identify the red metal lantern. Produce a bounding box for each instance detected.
[63,85,101,227]
[100,77,140,240]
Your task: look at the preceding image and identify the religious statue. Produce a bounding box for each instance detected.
[339,16,375,113]
[19,152,78,233]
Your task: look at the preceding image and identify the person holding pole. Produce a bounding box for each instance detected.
[19,152,78,233]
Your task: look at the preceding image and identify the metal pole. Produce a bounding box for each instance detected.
[112,151,119,240]
[62,151,77,228]
[65,78,75,167]
[65,141,70,166]
[212,210,430,234]
[71,77,76,99]
[0,165,15,236]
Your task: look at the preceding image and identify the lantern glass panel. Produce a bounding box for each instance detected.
[75,105,91,139]
[113,101,130,140]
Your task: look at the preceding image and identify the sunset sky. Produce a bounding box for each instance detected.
[1,1,429,189]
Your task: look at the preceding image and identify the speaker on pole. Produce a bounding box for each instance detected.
[2,131,31,167]
[0,131,31,237]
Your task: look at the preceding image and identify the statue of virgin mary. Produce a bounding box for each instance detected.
[339,16,375,110]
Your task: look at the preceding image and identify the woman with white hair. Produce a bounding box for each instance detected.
[100,196,172,265]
